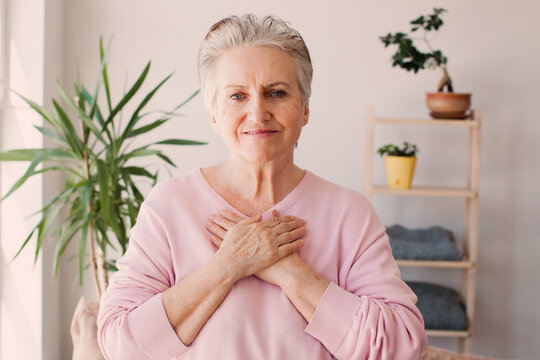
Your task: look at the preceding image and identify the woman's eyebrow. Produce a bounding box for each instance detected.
[224,82,291,90]
[264,81,291,89]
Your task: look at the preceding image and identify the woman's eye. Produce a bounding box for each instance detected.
[230,93,243,100]
[270,90,286,97]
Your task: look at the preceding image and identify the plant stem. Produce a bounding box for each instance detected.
[438,65,454,92]
[88,219,102,299]
[80,110,106,300]
[97,245,109,290]
[420,31,453,92]
[84,150,103,300]
[422,32,436,53]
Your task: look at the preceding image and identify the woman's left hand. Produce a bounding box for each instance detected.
[206,209,304,287]
[207,209,330,323]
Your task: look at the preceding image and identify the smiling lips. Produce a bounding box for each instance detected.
[242,129,278,136]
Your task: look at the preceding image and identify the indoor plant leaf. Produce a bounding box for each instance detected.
[33,125,69,146]
[106,61,151,128]
[3,39,204,299]
[55,82,108,145]
[119,73,173,144]
[155,138,207,146]
[1,149,65,201]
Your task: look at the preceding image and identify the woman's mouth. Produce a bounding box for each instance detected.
[243,130,278,135]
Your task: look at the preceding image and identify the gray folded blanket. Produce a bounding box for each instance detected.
[387,224,462,261]
[406,281,467,331]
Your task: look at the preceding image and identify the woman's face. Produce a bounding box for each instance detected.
[211,46,309,165]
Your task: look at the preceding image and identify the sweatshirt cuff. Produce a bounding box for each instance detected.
[127,292,188,358]
[305,281,361,354]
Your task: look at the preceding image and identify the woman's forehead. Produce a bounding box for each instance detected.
[215,46,297,87]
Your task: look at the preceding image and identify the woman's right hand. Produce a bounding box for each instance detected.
[206,212,306,282]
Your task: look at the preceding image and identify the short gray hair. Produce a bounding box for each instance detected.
[197,14,313,110]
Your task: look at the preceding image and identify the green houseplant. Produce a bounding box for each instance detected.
[377,142,418,189]
[1,39,205,300]
[379,8,471,118]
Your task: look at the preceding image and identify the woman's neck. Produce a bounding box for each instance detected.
[202,156,305,216]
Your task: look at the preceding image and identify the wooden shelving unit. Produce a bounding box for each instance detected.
[364,107,481,353]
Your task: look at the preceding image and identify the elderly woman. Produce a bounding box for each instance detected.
[97,14,427,359]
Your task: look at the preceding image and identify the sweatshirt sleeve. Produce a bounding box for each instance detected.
[304,199,427,360]
[97,203,188,360]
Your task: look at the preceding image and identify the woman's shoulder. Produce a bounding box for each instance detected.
[305,170,371,209]
[303,170,385,250]
[303,170,381,226]
[144,168,203,207]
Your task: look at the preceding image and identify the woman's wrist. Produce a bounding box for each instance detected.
[212,252,243,284]
[280,261,320,293]
[279,260,331,322]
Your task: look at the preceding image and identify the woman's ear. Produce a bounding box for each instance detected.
[302,104,310,126]
[211,115,220,134]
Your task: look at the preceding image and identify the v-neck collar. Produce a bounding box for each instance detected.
[194,167,311,219]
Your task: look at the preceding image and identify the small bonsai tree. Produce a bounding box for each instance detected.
[377,142,418,157]
[379,8,453,92]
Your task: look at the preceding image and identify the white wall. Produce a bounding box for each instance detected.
[0,0,63,359]
[1,0,66,357]
[6,0,538,358]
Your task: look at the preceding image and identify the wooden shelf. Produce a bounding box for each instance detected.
[370,185,477,198]
[375,117,479,127]
[365,107,481,353]
[426,329,470,338]
[396,259,474,269]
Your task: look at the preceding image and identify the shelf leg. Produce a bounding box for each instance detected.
[458,338,465,353]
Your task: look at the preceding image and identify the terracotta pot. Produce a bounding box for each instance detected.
[426,92,471,119]
[384,156,416,189]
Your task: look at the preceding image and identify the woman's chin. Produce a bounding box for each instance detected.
[234,150,293,165]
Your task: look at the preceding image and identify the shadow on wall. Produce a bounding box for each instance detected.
[0,245,39,358]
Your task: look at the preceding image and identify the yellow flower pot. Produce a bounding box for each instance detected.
[384,156,416,189]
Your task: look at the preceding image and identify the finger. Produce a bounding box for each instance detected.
[277,238,305,258]
[238,213,262,225]
[276,226,307,246]
[273,218,305,235]
[219,210,244,223]
[264,214,297,228]
[209,234,223,249]
[206,220,227,239]
[272,209,279,217]
[209,214,236,230]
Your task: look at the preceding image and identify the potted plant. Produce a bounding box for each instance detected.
[379,8,471,119]
[2,38,206,358]
[1,38,205,300]
[377,142,418,189]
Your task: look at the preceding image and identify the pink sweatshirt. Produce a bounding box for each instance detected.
[97,169,427,359]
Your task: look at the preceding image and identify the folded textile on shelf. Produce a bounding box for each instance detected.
[406,281,467,331]
[387,224,462,261]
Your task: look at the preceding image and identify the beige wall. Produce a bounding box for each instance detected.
[0,0,63,359]
[3,0,539,358]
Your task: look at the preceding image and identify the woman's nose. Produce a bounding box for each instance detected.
[247,96,270,123]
